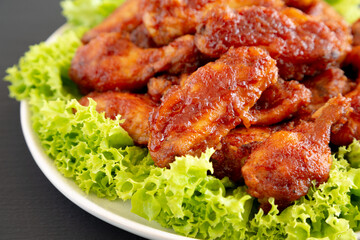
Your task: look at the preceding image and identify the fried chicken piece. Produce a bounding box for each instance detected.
[249,79,311,126]
[306,1,352,54]
[352,19,360,46]
[211,126,274,183]
[148,47,278,168]
[195,6,350,80]
[69,33,200,93]
[143,0,284,45]
[78,91,157,145]
[331,85,360,146]
[212,123,297,183]
[147,74,189,102]
[81,0,145,44]
[242,95,351,211]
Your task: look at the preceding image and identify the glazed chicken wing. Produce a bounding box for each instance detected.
[195,6,350,80]
[78,91,156,145]
[211,126,274,183]
[69,33,200,93]
[148,47,278,168]
[142,0,284,45]
[242,95,351,211]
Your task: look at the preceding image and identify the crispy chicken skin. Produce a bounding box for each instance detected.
[195,6,350,80]
[249,79,311,126]
[69,33,200,93]
[306,1,352,54]
[148,47,278,168]
[242,95,351,210]
[143,0,284,46]
[81,0,145,44]
[78,91,156,145]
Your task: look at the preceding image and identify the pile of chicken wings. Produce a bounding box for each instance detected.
[70,0,360,211]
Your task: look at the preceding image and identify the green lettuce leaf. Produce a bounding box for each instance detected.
[4,29,83,101]
[325,0,360,23]
[61,0,125,28]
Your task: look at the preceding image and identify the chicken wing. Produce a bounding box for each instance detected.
[249,79,311,126]
[81,0,145,44]
[211,126,274,183]
[242,95,351,211]
[78,91,157,145]
[148,47,278,168]
[306,0,352,55]
[142,0,284,46]
[69,33,200,93]
[195,6,350,80]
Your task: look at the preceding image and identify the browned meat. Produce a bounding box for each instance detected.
[242,95,351,211]
[81,0,145,44]
[249,79,311,126]
[69,33,200,93]
[78,91,157,145]
[306,0,352,56]
[195,6,351,80]
[211,126,274,183]
[142,0,284,46]
[211,123,296,183]
[148,47,278,168]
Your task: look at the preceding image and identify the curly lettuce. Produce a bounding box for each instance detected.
[325,0,360,23]
[4,0,360,239]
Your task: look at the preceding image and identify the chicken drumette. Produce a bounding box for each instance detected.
[242,95,351,210]
[148,46,278,168]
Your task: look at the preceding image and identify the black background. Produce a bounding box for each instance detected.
[0,1,146,239]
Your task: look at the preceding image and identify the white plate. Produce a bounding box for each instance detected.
[20,26,360,240]
[20,25,196,240]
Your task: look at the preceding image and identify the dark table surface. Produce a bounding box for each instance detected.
[0,1,146,239]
